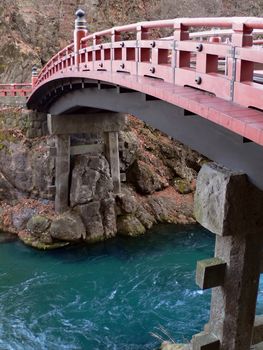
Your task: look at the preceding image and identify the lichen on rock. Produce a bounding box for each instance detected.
[0,109,203,248]
[117,214,146,237]
[50,212,86,242]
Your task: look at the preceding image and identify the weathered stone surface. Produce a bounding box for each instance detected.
[195,163,263,350]
[196,257,226,290]
[70,155,113,206]
[27,215,50,235]
[194,162,263,236]
[253,342,263,350]
[0,135,54,200]
[0,172,20,200]
[31,143,55,199]
[192,332,220,350]
[12,207,36,230]
[101,197,117,238]
[116,193,138,214]
[127,160,168,194]
[50,212,86,241]
[252,315,263,345]
[0,142,33,193]
[146,197,178,223]
[55,134,70,213]
[0,110,202,247]
[135,204,156,229]
[71,167,100,205]
[208,229,262,350]
[117,214,146,236]
[119,130,139,171]
[48,113,126,134]
[104,131,121,193]
[78,201,104,243]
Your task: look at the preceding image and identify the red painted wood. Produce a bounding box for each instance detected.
[2,17,263,146]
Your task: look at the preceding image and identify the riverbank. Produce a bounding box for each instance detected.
[0,108,205,249]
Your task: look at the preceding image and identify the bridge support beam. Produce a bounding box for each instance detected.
[48,112,125,212]
[194,163,263,350]
[104,131,121,193]
[55,135,70,214]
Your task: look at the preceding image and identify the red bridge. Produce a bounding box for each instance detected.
[2,10,263,350]
[25,12,263,191]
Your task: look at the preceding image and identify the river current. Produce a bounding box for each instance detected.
[0,224,262,350]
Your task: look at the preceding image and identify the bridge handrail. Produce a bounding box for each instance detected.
[80,17,263,44]
[0,83,32,97]
[32,16,263,111]
[0,83,32,88]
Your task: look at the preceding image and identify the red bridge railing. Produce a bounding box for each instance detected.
[33,14,263,111]
[0,83,32,97]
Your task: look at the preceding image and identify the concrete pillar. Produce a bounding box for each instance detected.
[55,135,70,213]
[209,234,262,350]
[104,131,121,193]
[194,163,263,350]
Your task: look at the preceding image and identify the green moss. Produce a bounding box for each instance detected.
[0,130,16,150]
[117,214,146,236]
[20,234,69,250]
[174,178,192,194]
[0,64,6,74]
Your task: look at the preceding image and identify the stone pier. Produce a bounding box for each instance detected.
[193,163,263,350]
[47,112,125,213]
[55,135,70,213]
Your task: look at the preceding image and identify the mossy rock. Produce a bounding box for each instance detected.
[174,178,192,194]
[18,232,69,250]
[85,233,105,244]
[117,214,146,237]
[27,215,51,236]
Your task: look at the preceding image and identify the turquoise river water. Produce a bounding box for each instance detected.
[0,224,263,350]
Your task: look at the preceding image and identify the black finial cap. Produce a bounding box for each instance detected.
[32,66,38,75]
[75,9,85,18]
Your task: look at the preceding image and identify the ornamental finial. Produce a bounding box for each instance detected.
[75,9,87,30]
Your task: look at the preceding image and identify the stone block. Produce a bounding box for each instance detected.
[192,332,220,350]
[47,113,126,135]
[253,315,263,345]
[196,257,226,290]
[70,144,103,156]
[194,162,263,236]
[252,342,263,350]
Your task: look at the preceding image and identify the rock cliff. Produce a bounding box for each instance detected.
[0,108,202,248]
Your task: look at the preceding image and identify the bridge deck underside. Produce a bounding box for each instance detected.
[27,73,263,191]
[27,72,263,147]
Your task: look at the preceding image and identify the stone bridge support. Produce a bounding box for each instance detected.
[193,163,263,350]
[47,112,126,213]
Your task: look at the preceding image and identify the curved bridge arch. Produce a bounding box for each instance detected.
[27,16,263,189]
